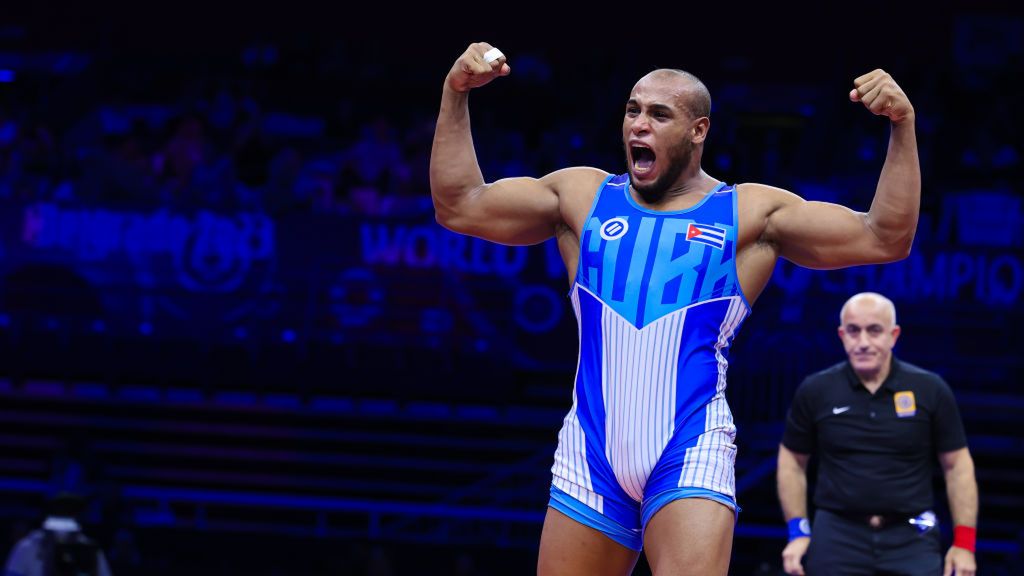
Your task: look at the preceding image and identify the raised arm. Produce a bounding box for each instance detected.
[429,43,604,246]
[761,69,920,269]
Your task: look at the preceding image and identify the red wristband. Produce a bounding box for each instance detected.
[953,525,976,553]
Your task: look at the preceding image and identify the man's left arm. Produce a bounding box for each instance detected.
[760,69,920,269]
[939,447,978,576]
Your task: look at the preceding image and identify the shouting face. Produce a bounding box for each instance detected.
[622,70,710,203]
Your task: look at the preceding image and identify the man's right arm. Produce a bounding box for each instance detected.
[778,444,812,576]
[429,43,605,246]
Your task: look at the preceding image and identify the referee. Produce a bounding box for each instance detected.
[776,292,978,576]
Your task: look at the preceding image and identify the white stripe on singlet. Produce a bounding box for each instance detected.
[678,297,745,495]
[551,287,602,512]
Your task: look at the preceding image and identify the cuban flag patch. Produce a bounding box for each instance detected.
[686,222,727,250]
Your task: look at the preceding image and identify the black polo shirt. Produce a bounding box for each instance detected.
[782,357,967,515]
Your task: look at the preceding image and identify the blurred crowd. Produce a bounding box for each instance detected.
[0,25,1017,222]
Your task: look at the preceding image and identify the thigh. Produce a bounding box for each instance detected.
[804,511,873,576]
[537,507,641,576]
[642,497,734,576]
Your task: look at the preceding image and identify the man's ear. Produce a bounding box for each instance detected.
[692,117,710,144]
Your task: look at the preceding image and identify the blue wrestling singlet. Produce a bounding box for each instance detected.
[548,173,752,550]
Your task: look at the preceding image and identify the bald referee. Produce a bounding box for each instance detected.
[778,292,978,576]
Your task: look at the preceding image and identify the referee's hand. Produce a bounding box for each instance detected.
[944,546,976,576]
[782,537,809,575]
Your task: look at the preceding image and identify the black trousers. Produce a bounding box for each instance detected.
[804,509,943,576]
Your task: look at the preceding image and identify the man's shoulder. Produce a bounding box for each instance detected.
[895,358,938,376]
[735,182,800,205]
[894,359,949,388]
[545,166,612,193]
[804,361,849,383]
[794,361,848,398]
[547,167,613,217]
[734,183,804,235]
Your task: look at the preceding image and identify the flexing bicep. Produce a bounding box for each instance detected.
[765,190,911,269]
[434,167,604,246]
[434,176,559,245]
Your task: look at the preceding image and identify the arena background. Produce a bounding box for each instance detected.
[0,1,1020,574]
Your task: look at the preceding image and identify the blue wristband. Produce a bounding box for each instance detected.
[787,517,811,540]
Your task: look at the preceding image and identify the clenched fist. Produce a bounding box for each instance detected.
[446,42,511,93]
[850,69,914,125]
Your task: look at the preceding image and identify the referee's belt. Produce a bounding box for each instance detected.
[830,510,932,530]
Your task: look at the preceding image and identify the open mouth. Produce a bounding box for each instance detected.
[631,146,656,175]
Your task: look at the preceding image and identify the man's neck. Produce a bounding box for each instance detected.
[664,169,714,198]
[855,363,892,395]
[634,170,717,208]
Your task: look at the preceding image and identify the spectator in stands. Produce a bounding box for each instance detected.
[345,117,409,197]
[155,113,235,210]
[777,292,979,575]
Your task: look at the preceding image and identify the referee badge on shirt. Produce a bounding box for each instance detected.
[894,391,917,417]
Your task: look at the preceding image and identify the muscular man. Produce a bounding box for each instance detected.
[430,43,920,575]
[778,293,978,576]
